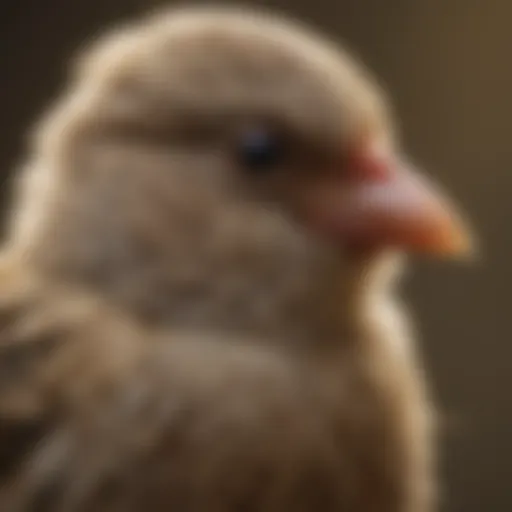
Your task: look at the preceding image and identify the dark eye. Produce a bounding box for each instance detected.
[236,127,286,173]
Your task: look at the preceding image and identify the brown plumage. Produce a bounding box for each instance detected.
[0,7,471,512]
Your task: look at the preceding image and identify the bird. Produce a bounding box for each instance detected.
[0,6,472,512]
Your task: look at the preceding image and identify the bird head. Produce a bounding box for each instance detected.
[10,7,472,333]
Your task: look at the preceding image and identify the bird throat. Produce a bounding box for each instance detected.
[14,198,390,346]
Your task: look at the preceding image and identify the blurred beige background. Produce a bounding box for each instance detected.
[0,1,509,510]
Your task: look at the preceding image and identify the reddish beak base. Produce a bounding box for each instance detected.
[306,149,473,257]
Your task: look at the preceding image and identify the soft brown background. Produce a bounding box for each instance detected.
[0,0,509,510]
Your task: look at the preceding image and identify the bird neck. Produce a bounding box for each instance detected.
[7,154,401,345]
[13,215,399,349]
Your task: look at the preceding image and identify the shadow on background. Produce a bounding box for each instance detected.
[1,1,509,510]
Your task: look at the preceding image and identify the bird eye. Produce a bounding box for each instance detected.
[236,127,285,173]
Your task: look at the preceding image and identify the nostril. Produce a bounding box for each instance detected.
[347,139,396,182]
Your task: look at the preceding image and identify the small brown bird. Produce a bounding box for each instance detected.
[0,7,471,512]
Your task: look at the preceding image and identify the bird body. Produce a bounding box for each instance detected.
[0,7,470,511]
[0,257,431,512]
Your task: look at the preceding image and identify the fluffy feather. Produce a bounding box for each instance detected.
[0,7,459,511]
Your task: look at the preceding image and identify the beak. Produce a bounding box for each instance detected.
[305,140,473,257]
